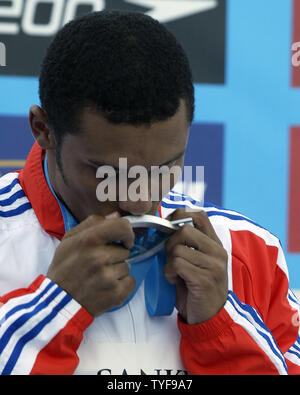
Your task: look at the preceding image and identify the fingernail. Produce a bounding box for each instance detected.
[105,211,121,219]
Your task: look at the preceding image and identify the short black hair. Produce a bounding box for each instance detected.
[39,10,195,141]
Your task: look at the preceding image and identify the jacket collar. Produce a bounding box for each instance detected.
[18,142,65,240]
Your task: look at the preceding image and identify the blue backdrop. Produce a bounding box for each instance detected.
[0,0,299,291]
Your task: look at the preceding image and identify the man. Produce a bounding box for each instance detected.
[0,11,299,375]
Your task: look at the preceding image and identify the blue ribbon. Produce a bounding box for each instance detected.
[144,248,176,316]
[109,248,176,316]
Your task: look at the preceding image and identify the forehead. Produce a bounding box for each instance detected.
[68,101,190,166]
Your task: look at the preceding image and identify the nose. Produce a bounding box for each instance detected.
[118,199,152,216]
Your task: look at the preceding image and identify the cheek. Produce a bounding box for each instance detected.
[65,162,99,201]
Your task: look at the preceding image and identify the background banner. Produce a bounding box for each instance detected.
[0,0,299,293]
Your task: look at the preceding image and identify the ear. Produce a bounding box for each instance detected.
[29,105,56,150]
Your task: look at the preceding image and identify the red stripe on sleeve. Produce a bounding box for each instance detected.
[0,275,46,304]
[231,230,298,350]
[30,307,93,375]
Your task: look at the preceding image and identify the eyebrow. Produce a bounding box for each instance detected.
[88,150,185,172]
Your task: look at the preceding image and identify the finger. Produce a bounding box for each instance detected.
[105,212,122,219]
[63,212,122,240]
[80,217,135,249]
[115,275,136,304]
[165,224,215,256]
[88,244,131,265]
[112,262,131,280]
[163,255,186,285]
[101,274,136,310]
[166,207,193,221]
[165,245,228,289]
[91,262,131,288]
[168,244,211,270]
[191,210,222,245]
[167,208,222,245]
[164,256,205,285]
[63,214,105,240]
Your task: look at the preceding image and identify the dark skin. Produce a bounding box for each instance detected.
[29,100,228,324]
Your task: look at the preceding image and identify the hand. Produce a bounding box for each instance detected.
[47,213,136,317]
[164,208,228,325]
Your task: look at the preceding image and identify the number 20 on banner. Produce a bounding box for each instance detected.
[0,0,105,36]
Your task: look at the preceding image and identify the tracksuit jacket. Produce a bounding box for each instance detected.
[0,142,299,375]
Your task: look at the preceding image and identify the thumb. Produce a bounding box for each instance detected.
[166,207,198,222]
[63,211,121,240]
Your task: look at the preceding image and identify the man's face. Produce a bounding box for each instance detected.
[48,100,190,221]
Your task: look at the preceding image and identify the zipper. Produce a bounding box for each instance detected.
[127,303,137,343]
